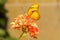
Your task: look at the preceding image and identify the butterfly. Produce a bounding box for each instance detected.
[27,4,40,20]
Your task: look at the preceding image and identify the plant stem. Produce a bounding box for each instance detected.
[18,32,24,40]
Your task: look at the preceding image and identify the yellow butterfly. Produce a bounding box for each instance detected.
[27,4,40,20]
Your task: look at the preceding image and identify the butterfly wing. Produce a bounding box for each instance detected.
[31,11,40,20]
[27,4,40,20]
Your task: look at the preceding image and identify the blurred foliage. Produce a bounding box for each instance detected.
[6,37,17,40]
[0,18,5,26]
[0,0,16,40]
[0,0,6,5]
[0,5,7,13]
[0,29,6,37]
[0,0,7,27]
[0,0,7,28]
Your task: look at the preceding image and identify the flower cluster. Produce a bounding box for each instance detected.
[11,15,39,38]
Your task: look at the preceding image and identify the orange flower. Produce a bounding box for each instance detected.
[11,14,39,38]
[28,23,39,37]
